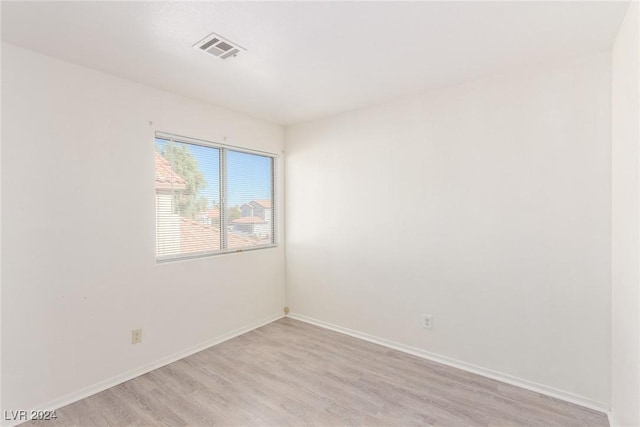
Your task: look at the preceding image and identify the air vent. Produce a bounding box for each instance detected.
[193,32,246,60]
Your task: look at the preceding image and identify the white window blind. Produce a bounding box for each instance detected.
[154,134,275,262]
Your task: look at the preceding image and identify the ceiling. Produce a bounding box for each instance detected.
[1,1,630,126]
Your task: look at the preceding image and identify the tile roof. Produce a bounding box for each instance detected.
[206,207,220,218]
[180,218,258,253]
[155,152,187,190]
[231,216,268,224]
[252,199,272,209]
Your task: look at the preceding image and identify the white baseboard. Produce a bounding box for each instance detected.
[3,313,284,427]
[287,312,609,414]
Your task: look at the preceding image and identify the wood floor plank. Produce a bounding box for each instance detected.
[21,318,609,427]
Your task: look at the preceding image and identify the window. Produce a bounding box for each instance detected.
[155,133,276,262]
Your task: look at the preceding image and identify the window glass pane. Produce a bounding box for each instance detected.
[226,150,274,249]
[155,138,221,257]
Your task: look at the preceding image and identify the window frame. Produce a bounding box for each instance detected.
[155,131,278,263]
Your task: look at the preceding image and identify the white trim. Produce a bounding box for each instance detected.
[156,243,279,264]
[155,131,278,158]
[3,314,284,427]
[287,312,610,414]
[608,411,618,427]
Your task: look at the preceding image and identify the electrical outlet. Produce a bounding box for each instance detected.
[423,315,433,330]
[131,329,142,344]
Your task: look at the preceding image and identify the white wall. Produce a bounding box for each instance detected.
[612,2,640,426]
[1,43,285,415]
[0,16,4,419]
[286,53,612,407]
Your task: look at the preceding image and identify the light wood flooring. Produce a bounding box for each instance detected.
[23,318,608,426]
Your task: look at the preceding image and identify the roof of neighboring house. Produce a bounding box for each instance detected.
[155,152,188,191]
[251,199,272,209]
[231,216,268,224]
[180,218,258,253]
[206,207,220,218]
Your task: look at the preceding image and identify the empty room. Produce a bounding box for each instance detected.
[1,1,639,426]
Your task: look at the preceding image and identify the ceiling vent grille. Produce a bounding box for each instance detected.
[193,32,246,60]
